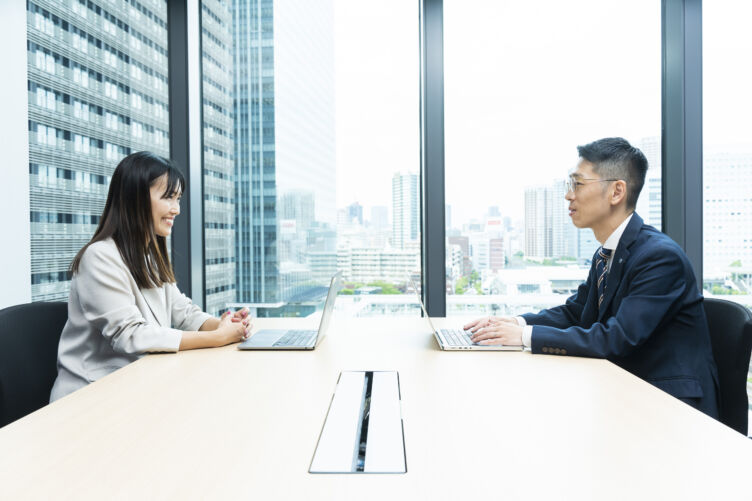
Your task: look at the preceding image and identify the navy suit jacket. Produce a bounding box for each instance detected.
[522,213,719,418]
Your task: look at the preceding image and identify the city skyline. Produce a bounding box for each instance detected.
[19,0,751,314]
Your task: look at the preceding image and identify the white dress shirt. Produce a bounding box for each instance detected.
[518,213,634,348]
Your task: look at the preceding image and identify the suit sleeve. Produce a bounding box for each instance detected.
[77,245,183,354]
[530,247,688,358]
[167,282,212,331]
[520,271,592,329]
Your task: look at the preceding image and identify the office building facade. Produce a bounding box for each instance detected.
[336,245,420,284]
[637,136,662,231]
[392,172,419,250]
[525,180,595,262]
[703,148,752,277]
[202,0,236,315]
[26,0,170,301]
[524,185,552,259]
[232,0,279,304]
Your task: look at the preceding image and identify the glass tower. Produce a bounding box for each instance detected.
[201,0,236,316]
[26,0,169,301]
[232,0,279,304]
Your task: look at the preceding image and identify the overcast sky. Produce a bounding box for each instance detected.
[333,0,752,226]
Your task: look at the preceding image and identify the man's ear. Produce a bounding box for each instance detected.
[610,180,628,206]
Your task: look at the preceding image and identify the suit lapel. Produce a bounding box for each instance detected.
[597,213,643,322]
[141,287,167,326]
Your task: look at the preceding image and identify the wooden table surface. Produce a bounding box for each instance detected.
[1,316,750,500]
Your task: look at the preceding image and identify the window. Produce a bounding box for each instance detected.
[131,121,143,138]
[443,0,661,317]
[198,0,419,317]
[72,0,87,20]
[36,86,56,111]
[104,80,118,100]
[131,91,142,109]
[35,49,55,74]
[73,65,88,87]
[35,124,57,147]
[72,99,89,120]
[703,0,752,432]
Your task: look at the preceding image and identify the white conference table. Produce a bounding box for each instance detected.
[1,317,751,500]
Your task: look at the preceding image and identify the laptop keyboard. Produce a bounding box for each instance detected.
[273,329,316,347]
[440,328,474,346]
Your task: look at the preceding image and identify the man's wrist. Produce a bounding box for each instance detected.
[522,325,533,348]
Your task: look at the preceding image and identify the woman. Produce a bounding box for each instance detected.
[50,152,250,402]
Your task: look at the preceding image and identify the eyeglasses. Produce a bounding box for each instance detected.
[565,177,622,193]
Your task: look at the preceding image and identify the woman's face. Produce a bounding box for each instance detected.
[149,174,181,237]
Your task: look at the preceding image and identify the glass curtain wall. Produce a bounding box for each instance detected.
[27,0,170,301]
[703,0,752,431]
[201,0,236,316]
[201,0,421,319]
[443,0,661,317]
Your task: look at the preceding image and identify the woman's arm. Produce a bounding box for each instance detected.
[179,314,250,350]
[199,317,221,331]
[198,307,250,332]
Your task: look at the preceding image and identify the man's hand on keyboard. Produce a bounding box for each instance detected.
[465,317,523,346]
[463,315,517,334]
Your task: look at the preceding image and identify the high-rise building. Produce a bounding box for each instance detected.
[392,172,419,250]
[232,0,279,303]
[370,205,388,230]
[638,136,662,230]
[27,0,170,301]
[280,190,315,234]
[525,181,584,261]
[202,0,235,316]
[233,0,335,308]
[551,180,576,258]
[524,186,552,259]
[347,202,363,225]
[703,147,752,275]
[278,190,315,274]
[274,0,336,228]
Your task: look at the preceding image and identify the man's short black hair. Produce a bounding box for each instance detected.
[576,137,648,210]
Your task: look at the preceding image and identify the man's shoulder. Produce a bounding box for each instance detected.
[635,224,682,252]
[629,225,692,270]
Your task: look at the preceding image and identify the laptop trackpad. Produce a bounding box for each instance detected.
[309,371,406,474]
[242,329,285,347]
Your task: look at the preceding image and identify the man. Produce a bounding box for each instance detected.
[466,137,719,418]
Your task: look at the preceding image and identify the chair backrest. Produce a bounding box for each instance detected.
[0,302,67,428]
[703,298,752,435]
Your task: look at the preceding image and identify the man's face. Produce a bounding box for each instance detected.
[565,159,613,230]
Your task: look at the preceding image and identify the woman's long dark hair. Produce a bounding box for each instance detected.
[70,151,185,289]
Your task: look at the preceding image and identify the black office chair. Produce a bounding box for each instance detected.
[703,298,752,435]
[0,301,67,428]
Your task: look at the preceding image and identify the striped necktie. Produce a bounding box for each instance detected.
[596,247,613,309]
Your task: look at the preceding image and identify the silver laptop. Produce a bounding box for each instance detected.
[238,272,343,350]
[409,278,523,351]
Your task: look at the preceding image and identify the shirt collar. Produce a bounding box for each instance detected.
[602,213,634,251]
